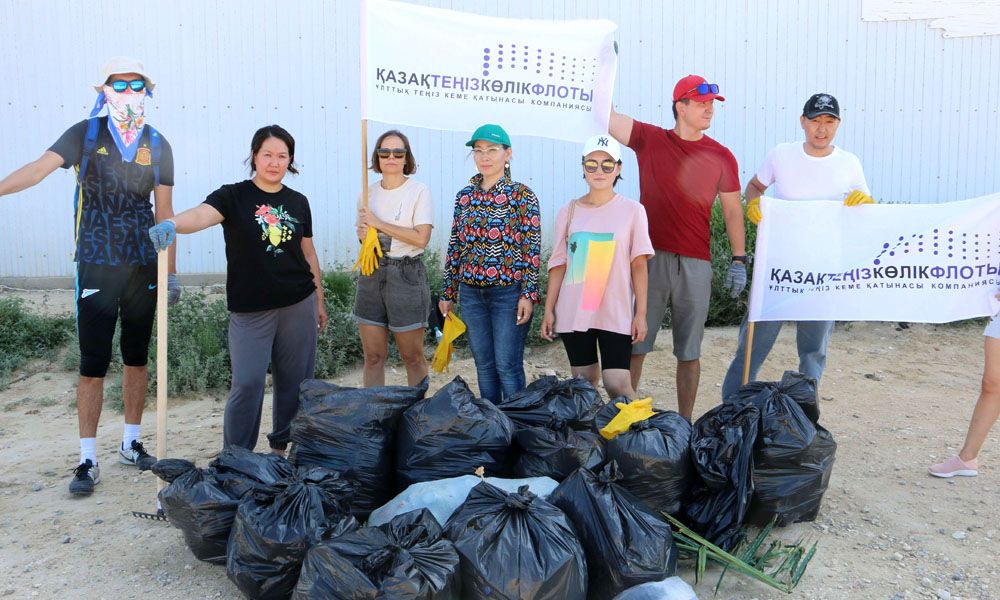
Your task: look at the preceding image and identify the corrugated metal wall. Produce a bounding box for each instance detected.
[1,0,998,278]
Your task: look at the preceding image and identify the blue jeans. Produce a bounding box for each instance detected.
[721,317,834,399]
[459,283,531,403]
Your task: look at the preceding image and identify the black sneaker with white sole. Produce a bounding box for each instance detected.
[69,460,101,496]
[119,440,157,471]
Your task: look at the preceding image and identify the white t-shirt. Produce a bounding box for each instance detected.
[756,142,870,202]
[356,178,433,258]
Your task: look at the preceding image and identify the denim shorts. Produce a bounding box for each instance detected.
[353,255,430,332]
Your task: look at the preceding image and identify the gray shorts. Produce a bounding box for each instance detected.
[353,255,431,333]
[631,250,712,361]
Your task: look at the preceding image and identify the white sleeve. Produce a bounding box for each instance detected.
[851,156,871,196]
[755,147,778,187]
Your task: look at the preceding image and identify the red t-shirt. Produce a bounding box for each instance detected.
[627,120,740,261]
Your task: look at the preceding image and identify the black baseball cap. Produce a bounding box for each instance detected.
[803,93,840,119]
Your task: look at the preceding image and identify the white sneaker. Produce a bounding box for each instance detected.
[119,440,157,470]
[69,460,101,496]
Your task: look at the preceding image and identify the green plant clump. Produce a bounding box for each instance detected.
[0,297,75,387]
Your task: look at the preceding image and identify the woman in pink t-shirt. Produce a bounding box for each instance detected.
[541,135,654,399]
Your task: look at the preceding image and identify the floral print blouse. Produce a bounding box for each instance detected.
[441,173,541,302]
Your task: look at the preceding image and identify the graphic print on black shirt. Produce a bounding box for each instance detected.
[204,180,315,313]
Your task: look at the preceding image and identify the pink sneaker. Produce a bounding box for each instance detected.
[928,455,978,478]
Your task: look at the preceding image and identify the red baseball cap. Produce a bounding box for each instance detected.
[672,74,725,102]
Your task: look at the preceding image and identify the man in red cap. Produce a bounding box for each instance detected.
[609,74,746,419]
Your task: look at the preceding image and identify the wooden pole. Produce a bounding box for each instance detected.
[361,119,369,209]
[741,321,755,386]
[155,249,168,495]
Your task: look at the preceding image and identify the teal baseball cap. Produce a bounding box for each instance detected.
[465,124,511,147]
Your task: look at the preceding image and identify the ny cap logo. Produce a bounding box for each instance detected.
[597,136,609,147]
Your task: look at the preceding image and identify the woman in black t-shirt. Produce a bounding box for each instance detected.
[148,125,327,455]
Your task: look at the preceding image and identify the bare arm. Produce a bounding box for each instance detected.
[744,176,768,202]
[540,265,567,341]
[300,236,328,331]
[608,107,634,146]
[358,207,432,248]
[630,255,649,343]
[719,191,746,257]
[0,151,64,197]
[170,203,224,234]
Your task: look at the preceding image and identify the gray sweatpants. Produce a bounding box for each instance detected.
[223,292,318,451]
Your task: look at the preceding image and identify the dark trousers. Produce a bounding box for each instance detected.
[223,292,318,450]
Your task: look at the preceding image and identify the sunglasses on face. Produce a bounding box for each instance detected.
[683,82,719,97]
[472,146,504,159]
[108,79,146,93]
[376,148,407,159]
[583,159,618,174]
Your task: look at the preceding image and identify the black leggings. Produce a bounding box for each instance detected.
[560,329,632,370]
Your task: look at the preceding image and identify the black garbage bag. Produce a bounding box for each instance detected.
[396,377,513,488]
[606,411,692,516]
[497,376,602,431]
[159,467,239,564]
[549,462,677,599]
[683,401,760,551]
[740,372,837,526]
[513,417,604,481]
[293,508,460,600]
[150,458,197,483]
[159,449,297,564]
[444,482,587,600]
[226,467,358,600]
[289,378,428,517]
[211,446,296,499]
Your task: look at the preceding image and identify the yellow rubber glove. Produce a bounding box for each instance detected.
[431,313,467,373]
[351,227,384,276]
[746,197,762,225]
[844,190,875,206]
[599,397,657,441]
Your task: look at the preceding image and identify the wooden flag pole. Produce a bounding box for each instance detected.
[361,119,369,209]
[155,249,168,494]
[741,321,755,386]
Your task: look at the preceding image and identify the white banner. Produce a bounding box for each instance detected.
[360,0,618,142]
[748,193,1000,323]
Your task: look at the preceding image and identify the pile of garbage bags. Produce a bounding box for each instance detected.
[153,372,833,599]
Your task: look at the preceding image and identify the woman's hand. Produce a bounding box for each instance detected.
[358,207,383,231]
[516,298,533,326]
[356,224,367,242]
[438,299,454,318]
[631,314,647,344]
[541,311,556,341]
[317,299,329,332]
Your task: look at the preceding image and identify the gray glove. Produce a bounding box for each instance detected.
[167,273,182,306]
[723,262,747,298]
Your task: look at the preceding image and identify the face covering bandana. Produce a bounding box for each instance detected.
[100,86,147,163]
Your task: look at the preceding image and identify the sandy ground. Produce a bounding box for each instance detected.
[1,289,998,600]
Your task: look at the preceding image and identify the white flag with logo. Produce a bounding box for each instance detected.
[361,0,618,142]
[748,193,1000,323]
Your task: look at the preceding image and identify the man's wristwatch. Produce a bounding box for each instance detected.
[731,255,748,264]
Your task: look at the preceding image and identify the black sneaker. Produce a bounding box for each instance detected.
[119,440,157,471]
[69,460,101,496]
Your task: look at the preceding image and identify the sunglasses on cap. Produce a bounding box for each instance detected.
[683,82,719,97]
[376,148,407,159]
[582,159,618,174]
[107,79,147,93]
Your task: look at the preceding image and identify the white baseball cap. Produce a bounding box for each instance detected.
[581,134,622,162]
[94,57,156,92]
